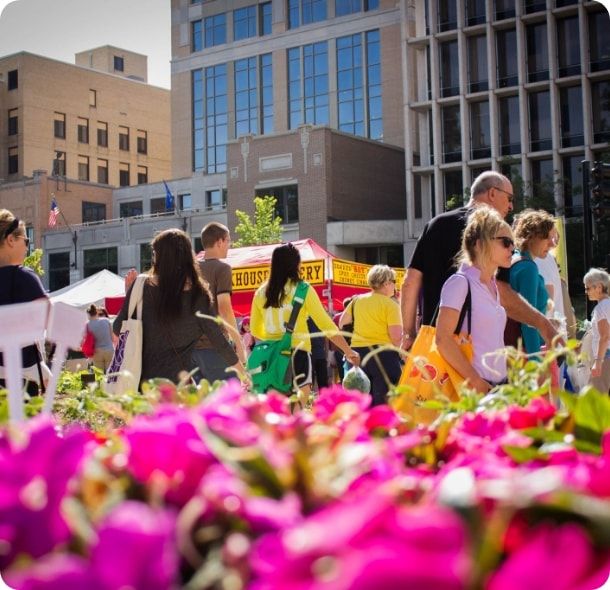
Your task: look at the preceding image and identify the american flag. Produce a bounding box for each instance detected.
[48,198,60,228]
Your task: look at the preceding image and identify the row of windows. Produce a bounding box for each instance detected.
[118,189,227,219]
[52,114,148,154]
[430,11,609,101]
[413,79,609,168]
[192,3,272,51]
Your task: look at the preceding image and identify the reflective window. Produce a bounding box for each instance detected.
[137,166,148,185]
[442,104,461,163]
[8,147,18,175]
[288,41,328,128]
[592,80,610,144]
[205,189,226,210]
[150,198,166,215]
[235,57,258,136]
[526,23,549,83]
[336,0,360,16]
[205,64,228,173]
[256,185,299,223]
[466,0,485,26]
[440,40,459,98]
[261,54,274,134]
[78,155,89,181]
[288,0,326,29]
[84,248,118,278]
[529,90,552,152]
[531,159,555,207]
[137,130,147,155]
[366,30,382,140]
[119,163,130,187]
[54,112,66,139]
[496,29,518,87]
[234,6,256,41]
[179,193,192,211]
[192,69,204,171]
[204,13,226,47]
[468,35,488,93]
[82,201,106,223]
[589,11,610,72]
[438,0,457,31]
[559,86,583,148]
[470,101,491,160]
[48,252,70,291]
[119,201,142,218]
[260,2,272,35]
[499,95,520,155]
[8,108,17,136]
[97,159,108,184]
[337,33,365,136]
[557,17,580,78]
[494,0,515,20]
[444,170,464,209]
[562,155,583,217]
[523,0,546,15]
[192,20,202,52]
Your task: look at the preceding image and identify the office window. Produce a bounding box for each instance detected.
[497,29,518,87]
[119,126,129,151]
[7,69,18,90]
[119,200,142,218]
[500,158,521,183]
[54,112,66,139]
[8,147,18,175]
[261,53,274,134]
[234,6,256,41]
[150,198,166,214]
[442,104,461,163]
[8,109,18,136]
[48,252,70,291]
[89,89,97,107]
[192,70,204,171]
[97,159,108,184]
[235,57,258,136]
[97,121,108,147]
[78,155,89,181]
[205,189,225,210]
[589,11,610,73]
[114,56,124,71]
[205,13,227,47]
[288,41,329,129]
[531,159,554,207]
[140,243,153,273]
[523,0,546,14]
[559,86,583,147]
[77,117,89,143]
[179,193,193,211]
[526,23,549,82]
[470,101,491,160]
[468,35,488,93]
[499,95,520,155]
[592,81,610,144]
[137,130,147,154]
[466,0,485,26]
[555,0,577,5]
[260,2,272,35]
[438,0,457,31]
[137,166,148,185]
[256,185,299,223]
[440,40,459,98]
[288,0,326,29]
[366,30,382,140]
[82,201,106,223]
[119,163,130,187]
[494,0,515,20]
[529,91,552,152]
[444,170,464,209]
[562,155,583,217]
[192,20,203,52]
[335,0,378,16]
[206,64,228,173]
[53,151,66,176]
[557,17,580,77]
[84,247,118,278]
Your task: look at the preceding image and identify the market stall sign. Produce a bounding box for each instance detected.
[232,260,325,292]
[332,258,405,288]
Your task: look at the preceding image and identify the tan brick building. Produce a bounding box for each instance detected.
[0,49,170,189]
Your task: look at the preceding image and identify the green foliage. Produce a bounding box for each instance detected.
[233,196,283,247]
[23,248,44,277]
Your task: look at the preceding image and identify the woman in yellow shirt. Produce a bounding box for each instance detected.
[250,243,359,403]
[340,265,403,406]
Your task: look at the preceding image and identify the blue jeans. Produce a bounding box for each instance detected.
[192,348,232,383]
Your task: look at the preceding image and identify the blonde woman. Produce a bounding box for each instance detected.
[583,268,610,393]
[436,207,513,393]
[340,265,402,405]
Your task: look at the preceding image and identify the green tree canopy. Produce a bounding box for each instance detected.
[233,196,283,247]
[23,248,44,277]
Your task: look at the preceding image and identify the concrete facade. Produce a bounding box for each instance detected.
[75,46,148,82]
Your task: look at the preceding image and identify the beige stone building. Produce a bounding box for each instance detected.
[0,49,170,189]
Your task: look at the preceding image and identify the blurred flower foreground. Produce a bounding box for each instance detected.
[1,379,610,590]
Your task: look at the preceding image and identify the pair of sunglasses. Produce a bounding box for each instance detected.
[494,236,515,249]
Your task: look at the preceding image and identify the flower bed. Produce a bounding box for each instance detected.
[1,375,610,589]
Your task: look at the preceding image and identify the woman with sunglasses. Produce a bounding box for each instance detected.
[583,268,610,393]
[508,209,556,356]
[0,209,50,394]
[435,206,514,393]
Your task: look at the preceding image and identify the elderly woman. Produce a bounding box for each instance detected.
[436,206,513,393]
[584,268,610,393]
[0,209,50,394]
[509,209,556,355]
[340,265,403,405]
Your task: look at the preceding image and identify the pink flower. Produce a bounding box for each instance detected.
[312,385,371,422]
[507,397,556,430]
[365,405,400,433]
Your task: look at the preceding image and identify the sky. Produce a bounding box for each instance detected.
[0,0,171,88]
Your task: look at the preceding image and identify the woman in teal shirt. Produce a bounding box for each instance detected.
[509,209,556,354]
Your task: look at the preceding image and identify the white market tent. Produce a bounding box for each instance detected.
[49,269,125,310]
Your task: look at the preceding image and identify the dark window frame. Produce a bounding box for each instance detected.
[8,109,18,136]
[8,147,18,175]
[114,56,124,72]
[82,201,106,223]
[7,69,18,90]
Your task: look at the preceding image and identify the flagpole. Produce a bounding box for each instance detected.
[51,193,78,270]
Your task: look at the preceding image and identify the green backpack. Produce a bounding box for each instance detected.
[247,281,309,394]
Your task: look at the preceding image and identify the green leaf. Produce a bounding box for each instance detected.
[521,428,568,444]
[503,445,546,463]
[573,389,610,445]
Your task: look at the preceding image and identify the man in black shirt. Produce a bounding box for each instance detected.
[401,171,558,349]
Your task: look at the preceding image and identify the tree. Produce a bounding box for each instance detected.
[23,248,44,277]
[233,196,283,247]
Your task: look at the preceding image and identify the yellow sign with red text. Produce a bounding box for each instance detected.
[332,259,406,288]
[232,260,325,292]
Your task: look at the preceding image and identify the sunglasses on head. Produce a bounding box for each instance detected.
[493,236,515,249]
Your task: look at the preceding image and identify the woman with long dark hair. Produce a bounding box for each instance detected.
[113,229,245,384]
[250,243,359,403]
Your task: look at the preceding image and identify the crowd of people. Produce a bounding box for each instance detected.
[1,172,609,403]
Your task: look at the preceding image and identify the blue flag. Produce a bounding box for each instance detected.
[163,180,174,211]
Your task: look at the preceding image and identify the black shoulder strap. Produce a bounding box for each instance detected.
[431,273,472,335]
[285,281,309,334]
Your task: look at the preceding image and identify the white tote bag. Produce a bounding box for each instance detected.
[105,275,146,394]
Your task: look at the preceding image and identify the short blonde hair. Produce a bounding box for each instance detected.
[584,268,610,294]
[459,206,512,265]
[367,264,396,289]
[512,209,555,252]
